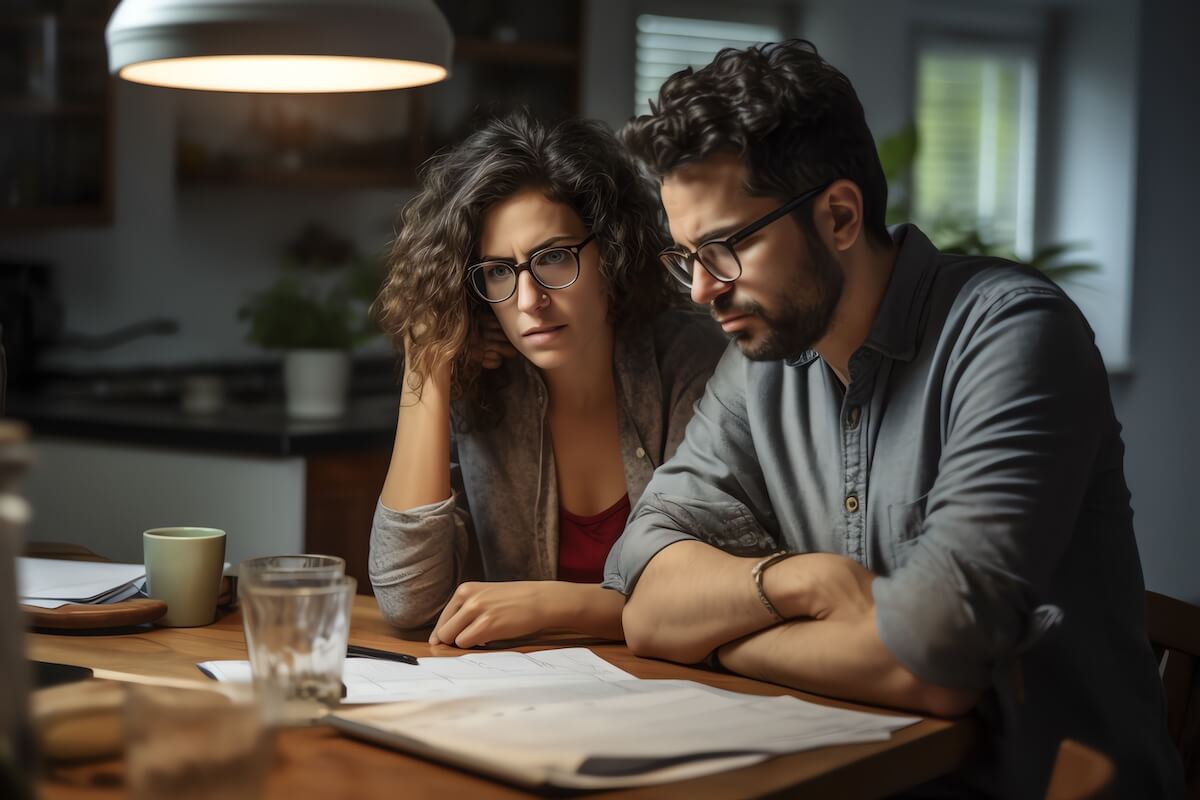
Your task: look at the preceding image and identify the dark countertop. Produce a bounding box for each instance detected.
[4,393,399,457]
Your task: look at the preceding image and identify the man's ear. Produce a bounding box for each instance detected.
[814,179,864,254]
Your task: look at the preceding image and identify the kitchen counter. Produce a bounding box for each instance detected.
[5,393,398,456]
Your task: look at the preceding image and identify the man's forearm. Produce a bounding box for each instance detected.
[622,541,781,663]
[717,614,980,717]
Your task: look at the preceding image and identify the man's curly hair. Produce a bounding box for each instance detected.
[621,39,890,246]
[374,110,679,430]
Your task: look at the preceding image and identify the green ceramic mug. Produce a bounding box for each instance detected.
[143,527,226,627]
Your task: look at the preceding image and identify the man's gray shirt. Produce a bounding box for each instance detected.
[603,225,1182,798]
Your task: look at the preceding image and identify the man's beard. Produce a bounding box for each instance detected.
[713,234,844,362]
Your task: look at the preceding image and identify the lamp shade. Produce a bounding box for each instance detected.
[106,0,452,93]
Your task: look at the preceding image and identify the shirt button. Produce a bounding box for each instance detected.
[846,406,861,430]
[845,495,860,513]
[635,447,646,459]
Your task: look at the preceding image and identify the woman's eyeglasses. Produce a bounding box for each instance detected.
[658,183,831,289]
[466,234,595,304]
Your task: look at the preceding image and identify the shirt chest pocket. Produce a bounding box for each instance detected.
[885,493,929,570]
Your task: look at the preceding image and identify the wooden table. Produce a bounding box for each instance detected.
[30,596,978,799]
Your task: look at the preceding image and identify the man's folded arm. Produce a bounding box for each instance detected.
[718,553,982,717]
[602,349,783,662]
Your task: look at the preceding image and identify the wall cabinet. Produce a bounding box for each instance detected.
[305,450,390,597]
[0,0,114,229]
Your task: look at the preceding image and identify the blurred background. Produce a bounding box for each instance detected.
[1,0,1195,603]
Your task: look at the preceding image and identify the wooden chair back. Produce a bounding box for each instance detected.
[1147,590,1200,797]
[1044,739,1115,800]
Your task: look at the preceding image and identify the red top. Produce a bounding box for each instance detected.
[557,494,631,583]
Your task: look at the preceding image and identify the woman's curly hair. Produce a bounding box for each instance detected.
[621,39,890,246]
[374,110,679,430]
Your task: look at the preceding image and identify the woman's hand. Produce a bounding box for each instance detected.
[469,314,518,370]
[430,581,567,648]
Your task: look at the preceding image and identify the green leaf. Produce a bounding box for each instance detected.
[1038,263,1096,281]
[877,123,918,183]
[239,226,387,350]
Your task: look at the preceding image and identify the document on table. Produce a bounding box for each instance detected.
[17,557,147,608]
[198,647,639,704]
[202,647,919,788]
[328,675,920,789]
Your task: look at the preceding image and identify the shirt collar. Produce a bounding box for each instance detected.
[782,225,938,368]
[862,223,940,362]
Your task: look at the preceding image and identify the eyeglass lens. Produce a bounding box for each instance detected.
[660,241,741,288]
[472,247,580,302]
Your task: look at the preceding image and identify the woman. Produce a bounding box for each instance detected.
[370,111,726,648]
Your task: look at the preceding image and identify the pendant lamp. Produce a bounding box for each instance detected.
[106,0,452,93]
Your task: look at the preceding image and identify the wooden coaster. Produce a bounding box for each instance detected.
[23,598,168,630]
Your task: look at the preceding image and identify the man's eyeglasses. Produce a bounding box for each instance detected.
[659,183,831,289]
[466,234,595,304]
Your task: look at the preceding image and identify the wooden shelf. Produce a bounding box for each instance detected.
[0,99,105,116]
[0,205,112,229]
[179,166,415,191]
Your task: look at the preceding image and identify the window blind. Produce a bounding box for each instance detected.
[913,47,1038,256]
[634,15,782,116]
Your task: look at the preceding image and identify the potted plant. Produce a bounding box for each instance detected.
[877,124,1098,283]
[239,224,381,419]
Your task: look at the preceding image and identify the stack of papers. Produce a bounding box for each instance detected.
[17,557,146,609]
[200,648,919,789]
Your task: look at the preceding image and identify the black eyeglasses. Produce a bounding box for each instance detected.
[466,234,595,304]
[659,183,831,288]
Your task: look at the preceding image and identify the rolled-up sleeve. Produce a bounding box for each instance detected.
[873,287,1107,688]
[603,347,776,595]
[369,463,473,629]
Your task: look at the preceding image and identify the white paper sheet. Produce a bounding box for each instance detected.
[198,647,638,704]
[17,557,145,602]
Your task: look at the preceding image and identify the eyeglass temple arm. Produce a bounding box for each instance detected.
[727,192,817,246]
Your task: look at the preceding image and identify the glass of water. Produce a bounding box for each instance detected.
[239,574,356,724]
[125,683,270,800]
[238,554,345,585]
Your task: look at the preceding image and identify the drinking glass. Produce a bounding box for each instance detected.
[125,683,269,800]
[239,574,356,724]
[238,554,344,586]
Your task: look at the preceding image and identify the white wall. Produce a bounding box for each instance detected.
[22,438,306,565]
[1108,0,1200,604]
[1039,0,1140,370]
[582,0,636,130]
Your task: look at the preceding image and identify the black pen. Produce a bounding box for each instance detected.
[346,644,420,665]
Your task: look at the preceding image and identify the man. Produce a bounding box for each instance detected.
[603,40,1182,797]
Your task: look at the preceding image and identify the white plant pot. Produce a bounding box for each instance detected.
[283,349,351,420]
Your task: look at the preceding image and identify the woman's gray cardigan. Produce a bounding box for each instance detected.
[369,307,728,628]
